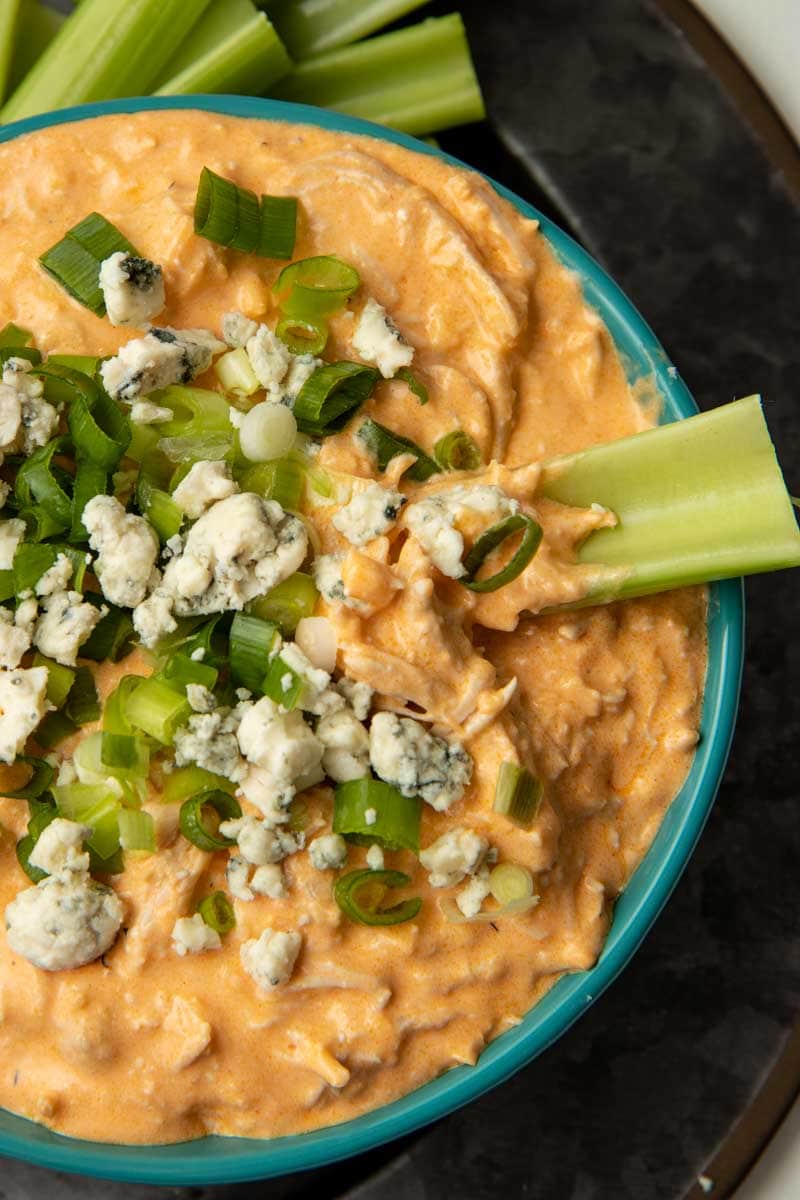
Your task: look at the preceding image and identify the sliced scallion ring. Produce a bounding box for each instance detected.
[357,418,439,482]
[39,212,137,315]
[16,802,58,883]
[395,367,428,405]
[198,890,236,934]
[162,765,236,806]
[71,461,108,542]
[489,863,534,905]
[51,364,131,468]
[434,429,481,471]
[194,167,261,254]
[294,362,379,437]
[14,436,73,531]
[238,457,305,510]
[123,677,191,744]
[258,195,298,260]
[275,314,328,357]
[2,756,55,801]
[333,868,421,927]
[248,572,318,634]
[180,789,242,852]
[461,513,543,593]
[65,666,101,726]
[261,654,304,710]
[273,254,359,303]
[229,612,280,693]
[492,762,544,828]
[333,778,421,853]
[117,809,155,853]
[80,601,134,663]
[158,652,218,694]
[33,653,76,709]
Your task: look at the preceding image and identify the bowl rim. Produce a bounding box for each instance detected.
[0,95,745,1185]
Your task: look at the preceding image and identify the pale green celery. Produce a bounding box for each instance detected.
[540,395,800,605]
[154,0,290,97]
[271,14,485,136]
[2,0,213,121]
[262,0,429,60]
[0,0,22,103]
[6,0,64,97]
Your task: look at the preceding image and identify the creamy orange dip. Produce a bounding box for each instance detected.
[0,112,706,1144]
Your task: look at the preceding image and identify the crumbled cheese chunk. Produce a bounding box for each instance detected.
[98,251,165,327]
[278,641,337,715]
[365,844,384,870]
[28,818,90,876]
[34,552,73,597]
[251,863,286,899]
[240,927,301,990]
[171,913,221,956]
[0,605,35,669]
[33,589,104,667]
[130,400,172,424]
[100,326,223,403]
[172,460,239,519]
[222,311,258,348]
[174,709,246,782]
[245,325,291,390]
[160,493,307,615]
[405,485,518,579]
[369,711,472,811]
[83,495,159,608]
[336,677,373,721]
[308,833,347,871]
[132,589,177,648]
[237,697,323,797]
[0,665,49,763]
[316,706,370,783]
[186,683,215,713]
[218,814,301,866]
[227,855,255,901]
[4,873,123,970]
[0,359,58,457]
[455,868,492,918]
[333,482,405,547]
[0,518,25,570]
[420,827,489,888]
[352,297,414,378]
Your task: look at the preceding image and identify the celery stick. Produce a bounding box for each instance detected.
[1,0,213,122]
[261,0,430,60]
[154,0,290,97]
[0,0,22,104]
[6,1,64,97]
[541,396,800,604]
[270,14,486,136]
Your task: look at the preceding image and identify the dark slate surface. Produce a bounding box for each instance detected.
[3,1,799,1197]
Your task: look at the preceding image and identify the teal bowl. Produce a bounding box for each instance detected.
[0,95,744,1184]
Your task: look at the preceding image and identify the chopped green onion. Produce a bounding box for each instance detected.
[161,764,235,805]
[34,711,78,749]
[160,653,219,693]
[153,0,290,98]
[198,889,236,934]
[38,214,137,315]
[158,432,233,465]
[80,601,134,662]
[357,418,439,482]
[462,514,542,593]
[71,461,108,542]
[137,472,183,542]
[33,652,76,709]
[12,543,87,596]
[0,323,31,349]
[294,362,379,437]
[52,781,121,855]
[18,506,65,544]
[259,196,298,260]
[1,0,215,123]
[194,167,260,254]
[541,394,800,605]
[238,457,304,510]
[263,0,428,59]
[272,13,485,137]
[493,762,543,829]
[229,612,279,693]
[238,401,298,463]
[275,315,328,357]
[16,803,57,883]
[274,254,359,312]
[179,789,242,851]
[100,731,150,776]
[434,429,481,471]
[154,385,234,439]
[215,347,259,397]
[396,367,428,405]
[0,345,41,367]
[65,666,100,726]
[489,863,535,906]
[333,777,421,852]
[333,868,421,926]
[261,654,304,710]
[49,365,131,468]
[15,436,72,532]
[3,755,54,801]
[249,571,318,633]
[118,809,155,853]
[177,614,228,669]
[124,677,191,744]
[47,352,101,378]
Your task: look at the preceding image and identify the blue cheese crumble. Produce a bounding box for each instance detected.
[332,481,405,547]
[419,827,489,888]
[0,665,49,763]
[100,326,224,402]
[352,297,414,378]
[369,711,472,811]
[83,495,159,608]
[240,927,302,990]
[4,872,123,971]
[98,252,165,327]
[405,485,519,579]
